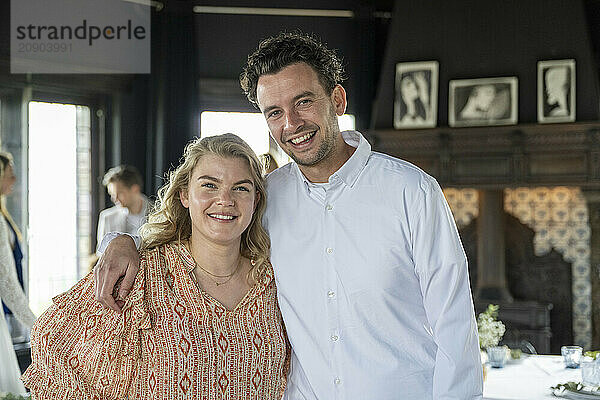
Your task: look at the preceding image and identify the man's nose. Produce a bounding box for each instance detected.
[283,110,303,134]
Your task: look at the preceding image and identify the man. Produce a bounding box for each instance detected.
[96,165,149,253]
[96,32,483,399]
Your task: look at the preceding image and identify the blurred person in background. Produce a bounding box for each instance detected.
[97,165,149,253]
[0,151,36,395]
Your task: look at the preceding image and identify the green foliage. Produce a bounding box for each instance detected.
[551,381,583,392]
[510,348,522,359]
[585,350,600,360]
[0,393,29,400]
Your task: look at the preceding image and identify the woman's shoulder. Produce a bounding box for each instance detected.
[252,259,275,290]
[139,241,185,271]
[140,241,181,259]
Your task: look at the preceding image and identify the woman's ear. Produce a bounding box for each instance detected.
[180,190,189,208]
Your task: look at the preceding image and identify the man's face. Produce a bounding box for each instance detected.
[107,181,139,210]
[256,62,346,167]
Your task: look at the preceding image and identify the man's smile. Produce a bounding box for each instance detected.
[288,131,316,147]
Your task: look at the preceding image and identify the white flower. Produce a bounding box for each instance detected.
[477,305,506,349]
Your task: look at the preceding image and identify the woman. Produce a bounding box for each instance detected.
[396,72,430,125]
[23,134,288,399]
[0,152,36,395]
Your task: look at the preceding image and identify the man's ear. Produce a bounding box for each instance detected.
[331,84,347,116]
[180,189,190,208]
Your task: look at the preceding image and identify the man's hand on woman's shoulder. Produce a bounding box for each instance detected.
[94,234,140,313]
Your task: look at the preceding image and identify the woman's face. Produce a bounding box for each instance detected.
[0,164,16,195]
[180,154,259,247]
[400,76,418,101]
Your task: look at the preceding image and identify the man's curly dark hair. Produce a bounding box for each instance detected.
[240,31,345,107]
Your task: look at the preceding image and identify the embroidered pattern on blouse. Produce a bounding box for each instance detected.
[23,242,288,399]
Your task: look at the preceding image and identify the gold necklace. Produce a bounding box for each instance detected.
[196,258,241,286]
[188,241,242,286]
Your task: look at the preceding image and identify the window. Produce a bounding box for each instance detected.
[200,111,355,167]
[27,101,91,315]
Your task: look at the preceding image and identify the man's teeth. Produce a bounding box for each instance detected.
[291,132,314,145]
[210,214,235,220]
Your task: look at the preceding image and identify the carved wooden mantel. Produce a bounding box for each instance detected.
[370,122,600,345]
[368,122,600,189]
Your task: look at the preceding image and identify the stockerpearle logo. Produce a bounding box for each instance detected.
[11,0,150,74]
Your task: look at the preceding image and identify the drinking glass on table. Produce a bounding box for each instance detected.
[487,346,509,368]
[581,359,600,388]
[561,345,583,368]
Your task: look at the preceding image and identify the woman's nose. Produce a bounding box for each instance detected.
[216,190,235,206]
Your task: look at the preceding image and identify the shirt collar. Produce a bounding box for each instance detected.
[292,130,371,188]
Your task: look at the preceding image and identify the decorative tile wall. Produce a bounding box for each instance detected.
[443,187,591,349]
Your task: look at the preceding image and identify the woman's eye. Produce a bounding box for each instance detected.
[201,183,216,189]
[234,186,250,192]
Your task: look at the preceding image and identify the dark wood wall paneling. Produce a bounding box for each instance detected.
[1,0,392,198]
[193,1,387,132]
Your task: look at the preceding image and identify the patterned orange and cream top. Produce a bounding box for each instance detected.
[23,242,289,399]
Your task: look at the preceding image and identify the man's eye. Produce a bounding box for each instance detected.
[268,110,281,119]
[297,99,312,106]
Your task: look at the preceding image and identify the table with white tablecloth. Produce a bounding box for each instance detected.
[483,355,583,399]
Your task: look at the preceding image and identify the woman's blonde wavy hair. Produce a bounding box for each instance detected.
[140,134,270,282]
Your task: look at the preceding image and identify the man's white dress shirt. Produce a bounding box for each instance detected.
[265,131,483,400]
[96,195,149,254]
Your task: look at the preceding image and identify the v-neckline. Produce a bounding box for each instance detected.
[195,281,257,313]
[175,241,266,313]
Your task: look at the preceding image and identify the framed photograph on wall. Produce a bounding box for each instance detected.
[538,59,575,123]
[394,61,438,129]
[449,77,518,127]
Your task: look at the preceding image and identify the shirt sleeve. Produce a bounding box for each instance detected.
[96,212,107,254]
[0,216,36,328]
[96,231,142,255]
[411,177,483,400]
[22,257,150,400]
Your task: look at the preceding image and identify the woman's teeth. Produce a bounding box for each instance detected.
[209,214,235,220]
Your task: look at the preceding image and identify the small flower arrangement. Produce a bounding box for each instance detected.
[477,304,506,349]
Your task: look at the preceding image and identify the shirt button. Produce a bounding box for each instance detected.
[331,335,339,342]
[326,247,333,254]
[326,204,333,211]
[334,378,341,385]
[327,290,335,298]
